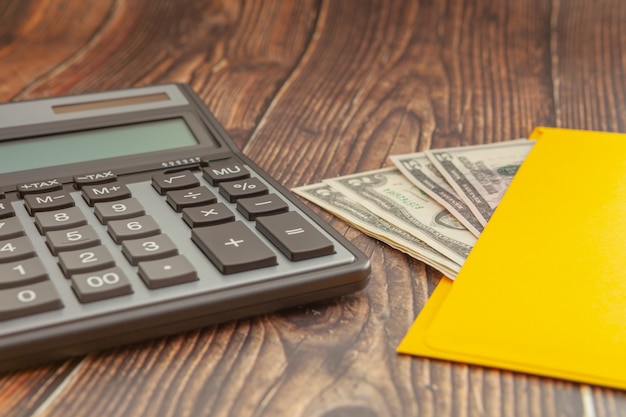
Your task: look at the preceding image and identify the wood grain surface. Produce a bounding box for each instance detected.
[2,1,626,416]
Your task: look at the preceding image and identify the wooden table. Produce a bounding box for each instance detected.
[1,1,626,416]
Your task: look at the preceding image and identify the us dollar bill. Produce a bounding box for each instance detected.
[390,153,483,237]
[324,167,476,266]
[425,140,534,226]
[293,183,461,278]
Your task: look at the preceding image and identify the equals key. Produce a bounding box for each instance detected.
[255,211,335,261]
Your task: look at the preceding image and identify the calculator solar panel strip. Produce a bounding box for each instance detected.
[0,84,370,372]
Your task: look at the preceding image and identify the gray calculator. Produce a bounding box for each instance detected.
[0,84,370,372]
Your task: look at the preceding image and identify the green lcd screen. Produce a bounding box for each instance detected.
[0,118,199,175]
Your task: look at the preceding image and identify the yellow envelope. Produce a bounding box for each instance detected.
[398,127,626,389]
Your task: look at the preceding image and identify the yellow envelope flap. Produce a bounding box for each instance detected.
[400,128,626,389]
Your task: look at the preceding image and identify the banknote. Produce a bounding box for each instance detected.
[293,183,461,278]
[390,153,483,237]
[425,140,534,225]
[324,167,476,266]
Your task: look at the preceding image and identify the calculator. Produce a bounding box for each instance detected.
[0,84,370,372]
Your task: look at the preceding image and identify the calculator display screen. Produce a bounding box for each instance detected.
[0,118,199,175]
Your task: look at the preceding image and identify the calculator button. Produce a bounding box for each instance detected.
[218,177,268,203]
[138,255,198,289]
[166,186,217,212]
[122,234,178,266]
[71,267,133,303]
[0,280,63,321]
[191,221,277,274]
[256,212,335,261]
[0,236,36,263]
[73,171,117,189]
[202,159,250,185]
[23,191,74,215]
[94,198,145,224]
[0,258,48,289]
[151,170,199,195]
[0,216,25,240]
[82,183,132,206]
[0,201,14,219]
[237,193,289,220]
[34,207,88,234]
[181,203,235,228]
[107,215,161,244]
[17,179,63,197]
[58,245,116,277]
[46,225,101,255]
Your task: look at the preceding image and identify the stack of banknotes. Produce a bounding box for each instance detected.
[293,139,535,278]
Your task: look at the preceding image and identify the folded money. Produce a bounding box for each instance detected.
[293,183,461,278]
[294,139,534,278]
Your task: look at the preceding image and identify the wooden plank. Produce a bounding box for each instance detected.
[0,359,82,417]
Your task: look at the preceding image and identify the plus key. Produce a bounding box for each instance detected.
[191,221,276,274]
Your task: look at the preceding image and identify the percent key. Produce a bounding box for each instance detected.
[218,177,268,202]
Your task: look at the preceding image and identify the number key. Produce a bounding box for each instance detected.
[35,207,87,234]
[46,225,101,255]
[94,198,145,224]
[122,234,178,265]
[0,216,25,240]
[0,258,48,289]
[71,267,133,303]
[0,236,36,263]
[107,215,161,244]
[0,201,15,219]
[0,280,63,321]
[57,245,115,277]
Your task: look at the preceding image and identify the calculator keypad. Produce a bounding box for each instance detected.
[0,159,352,324]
